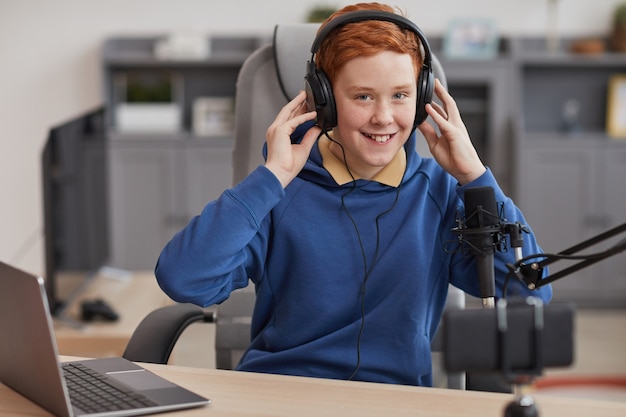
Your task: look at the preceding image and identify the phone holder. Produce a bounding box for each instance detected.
[497,298,543,417]
[443,296,575,417]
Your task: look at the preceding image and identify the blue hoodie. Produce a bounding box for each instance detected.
[155,123,552,386]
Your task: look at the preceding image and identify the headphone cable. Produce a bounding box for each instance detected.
[322,132,404,380]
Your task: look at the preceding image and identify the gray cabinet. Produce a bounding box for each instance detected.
[102,36,265,270]
[514,38,626,307]
[108,138,232,270]
[601,144,626,302]
[108,140,177,270]
[517,140,626,306]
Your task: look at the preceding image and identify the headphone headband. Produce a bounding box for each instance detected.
[310,10,432,65]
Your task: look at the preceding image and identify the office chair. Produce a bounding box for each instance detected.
[124,23,465,388]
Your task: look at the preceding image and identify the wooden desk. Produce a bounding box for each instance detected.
[2,358,626,417]
[53,272,172,357]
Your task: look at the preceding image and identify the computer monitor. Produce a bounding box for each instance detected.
[41,107,109,317]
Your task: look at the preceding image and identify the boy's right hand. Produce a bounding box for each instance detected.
[265,90,321,188]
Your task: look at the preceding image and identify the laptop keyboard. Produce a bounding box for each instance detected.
[62,362,158,413]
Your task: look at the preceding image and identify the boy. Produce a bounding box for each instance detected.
[155,2,551,386]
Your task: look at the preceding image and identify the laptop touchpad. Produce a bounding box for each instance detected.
[108,370,177,390]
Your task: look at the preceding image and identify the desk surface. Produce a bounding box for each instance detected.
[2,358,626,417]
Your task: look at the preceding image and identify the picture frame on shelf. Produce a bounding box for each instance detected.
[443,19,498,59]
[606,74,626,139]
[192,97,235,137]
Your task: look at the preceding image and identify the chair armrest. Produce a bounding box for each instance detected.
[123,303,216,364]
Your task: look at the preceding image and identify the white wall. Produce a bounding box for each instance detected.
[0,0,623,275]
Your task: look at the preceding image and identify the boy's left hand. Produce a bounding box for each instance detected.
[418,78,486,185]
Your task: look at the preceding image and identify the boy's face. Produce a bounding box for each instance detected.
[330,51,417,180]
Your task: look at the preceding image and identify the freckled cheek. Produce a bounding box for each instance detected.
[393,106,416,128]
[336,106,371,130]
[398,104,417,125]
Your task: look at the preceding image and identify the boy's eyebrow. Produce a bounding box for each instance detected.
[346,83,416,93]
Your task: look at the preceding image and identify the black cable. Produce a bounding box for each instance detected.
[502,268,517,299]
[322,132,404,380]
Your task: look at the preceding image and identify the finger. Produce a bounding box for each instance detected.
[291,90,308,110]
[417,116,438,147]
[433,79,461,121]
[428,101,448,120]
[434,78,452,101]
[267,110,317,141]
[274,91,308,121]
[299,124,321,151]
[424,103,448,127]
[269,99,316,133]
[289,91,309,115]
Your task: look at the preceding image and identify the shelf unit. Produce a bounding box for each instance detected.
[102,36,266,135]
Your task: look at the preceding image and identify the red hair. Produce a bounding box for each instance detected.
[316,2,423,84]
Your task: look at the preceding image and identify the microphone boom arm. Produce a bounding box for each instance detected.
[513,222,626,290]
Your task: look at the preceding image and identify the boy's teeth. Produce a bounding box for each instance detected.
[370,134,390,143]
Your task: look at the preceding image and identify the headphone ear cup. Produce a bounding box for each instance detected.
[304,66,337,131]
[414,65,434,127]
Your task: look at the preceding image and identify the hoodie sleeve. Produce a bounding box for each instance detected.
[154,166,284,307]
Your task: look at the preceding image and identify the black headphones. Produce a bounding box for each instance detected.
[304,10,434,132]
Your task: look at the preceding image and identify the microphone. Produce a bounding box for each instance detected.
[462,186,502,309]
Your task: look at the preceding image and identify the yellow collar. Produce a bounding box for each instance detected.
[318,135,406,187]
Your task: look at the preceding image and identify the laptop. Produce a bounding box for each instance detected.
[0,261,210,416]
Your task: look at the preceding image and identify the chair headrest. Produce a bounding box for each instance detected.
[273,23,320,101]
